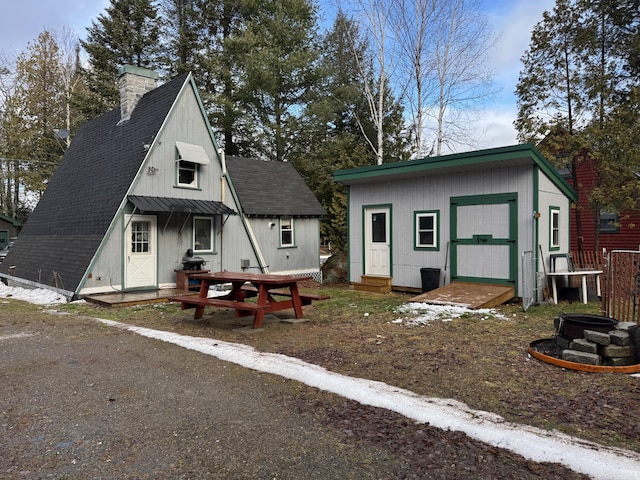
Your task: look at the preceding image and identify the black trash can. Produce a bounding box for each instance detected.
[420,268,441,293]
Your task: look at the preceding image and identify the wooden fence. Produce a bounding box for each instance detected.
[600,250,640,323]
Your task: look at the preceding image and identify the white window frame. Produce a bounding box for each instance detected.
[193,216,214,253]
[550,207,560,250]
[177,160,198,188]
[280,217,294,247]
[414,211,439,250]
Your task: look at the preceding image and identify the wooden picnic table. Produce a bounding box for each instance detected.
[168,271,328,328]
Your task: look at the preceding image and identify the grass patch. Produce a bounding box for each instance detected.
[50,284,640,452]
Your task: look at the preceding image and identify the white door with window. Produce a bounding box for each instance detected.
[125,215,157,289]
[364,206,391,276]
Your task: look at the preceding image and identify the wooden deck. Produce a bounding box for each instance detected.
[408,282,515,309]
[84,289,193,307]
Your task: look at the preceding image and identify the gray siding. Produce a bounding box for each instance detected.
[247,217,321,273]
[348,165,538,293]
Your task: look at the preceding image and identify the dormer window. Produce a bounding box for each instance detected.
[178,160,197,187]
[175,141,210,189]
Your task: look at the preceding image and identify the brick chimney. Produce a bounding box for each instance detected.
[118,65,159,124]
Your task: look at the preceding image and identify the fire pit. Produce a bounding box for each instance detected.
[529,315,640,373]
[555,313,618,339]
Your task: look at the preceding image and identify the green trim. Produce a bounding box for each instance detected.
[0,213,21,227]
[533,166,540,284]
[118,65,159,80]
[413,210,440,251]
[450,193,518,293]
[549,206,560,251]
[362,204,393,277]
[346,187,351,282]
[334,143,577,203]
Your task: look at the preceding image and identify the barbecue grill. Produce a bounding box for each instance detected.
[182,249,206,270]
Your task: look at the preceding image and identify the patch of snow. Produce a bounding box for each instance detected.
[0,283,67,305]
[395,302,506,325]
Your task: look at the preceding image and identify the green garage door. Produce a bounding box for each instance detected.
[450,193,517,289]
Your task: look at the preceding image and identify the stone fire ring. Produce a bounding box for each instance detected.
[528,338,640,374]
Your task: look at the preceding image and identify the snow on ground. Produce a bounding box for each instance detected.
[3,284,640,479]
[394,302,507,325]
[0,283,67,305]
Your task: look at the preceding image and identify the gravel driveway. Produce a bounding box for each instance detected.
[1,312,400,479]
[1,306,592,479]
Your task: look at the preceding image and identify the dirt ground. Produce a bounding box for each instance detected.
[1,289,635,479]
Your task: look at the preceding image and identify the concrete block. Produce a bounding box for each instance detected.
[562,349,600,365]
[583,329,611,346]
[603,357,635,367]
[616,322,636,331]
[609,330,630,346]
[601,344,632,358]
[569,338,598,354]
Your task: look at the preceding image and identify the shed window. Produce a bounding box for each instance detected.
[193,217,213,252]
[414,211,439,250]
[280,217,294,247]
[550,207,560,250]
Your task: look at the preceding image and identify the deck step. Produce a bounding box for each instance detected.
[353,275,392,293]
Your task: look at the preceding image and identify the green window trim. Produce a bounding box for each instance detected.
[414,210,440,250]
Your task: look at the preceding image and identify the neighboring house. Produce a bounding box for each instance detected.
[0,213,21,248]
[558,158,640,253]
[225,156,325,280]
[334,144,577,301]
[0,66,323,299]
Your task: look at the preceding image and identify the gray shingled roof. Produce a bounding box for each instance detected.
[0,73,190,295]
[225,157,325,217]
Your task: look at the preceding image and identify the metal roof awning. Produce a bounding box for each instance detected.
[175,141,210,165]
[128,195,236,215]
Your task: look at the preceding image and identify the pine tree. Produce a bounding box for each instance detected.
[233,0,321,162]
[79,0,162,118]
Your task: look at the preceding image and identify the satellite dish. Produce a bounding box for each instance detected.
[54,129,70,140]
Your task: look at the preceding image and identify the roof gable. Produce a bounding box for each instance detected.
[0,73,190,294]
[225,157,325,217]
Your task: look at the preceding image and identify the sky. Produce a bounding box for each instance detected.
[2,281,640,480]
[0,0,555,151]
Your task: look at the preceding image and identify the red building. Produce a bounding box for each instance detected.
[561,155,640,253]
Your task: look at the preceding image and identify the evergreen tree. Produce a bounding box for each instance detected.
[516,0,640,252]
[10,31,69,196]
[79,0,162,118]
[234,0,321,162]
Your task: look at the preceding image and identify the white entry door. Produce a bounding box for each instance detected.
[364,206,391,276]
[125,215,157,289]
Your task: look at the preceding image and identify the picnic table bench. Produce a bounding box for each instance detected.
[168,271,329,328]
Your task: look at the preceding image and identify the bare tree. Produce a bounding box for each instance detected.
[427,0,496,155]
[393,0,438,157]
[344,0,399,165]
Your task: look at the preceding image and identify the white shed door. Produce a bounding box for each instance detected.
[125,215,157,289]
[450,194,517,287]
[364,206,391,276]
